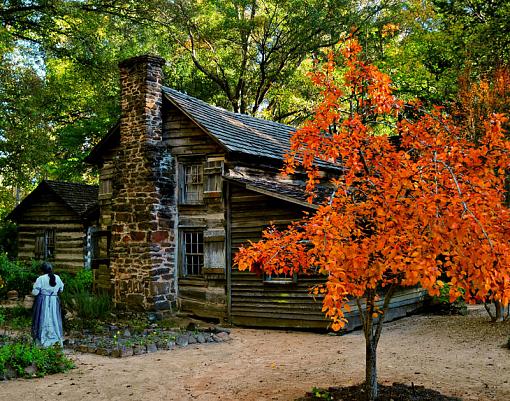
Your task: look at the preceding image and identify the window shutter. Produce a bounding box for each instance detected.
[100,179,112,196]
[35,232,44,260]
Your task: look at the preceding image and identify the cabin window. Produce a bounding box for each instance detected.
[88,228,111,268]
[35,229,56,261]
[180,163,204,204]
[204,158,223,195]
[263,271,297,284]
[181,230,204,276]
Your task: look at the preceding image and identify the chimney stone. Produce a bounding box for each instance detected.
[110,54,176,311]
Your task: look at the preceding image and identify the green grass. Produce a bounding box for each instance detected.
[59,269,112,322]
[62,290,112,321]
[0,336,74,378]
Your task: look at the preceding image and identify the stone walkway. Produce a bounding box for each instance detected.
[65,326,231,358]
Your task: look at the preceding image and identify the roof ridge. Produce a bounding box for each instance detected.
[8,181,98,221]
[162,86,299,164]
[44,179,98,188]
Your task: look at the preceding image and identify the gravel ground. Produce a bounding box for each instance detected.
[1,305,509,401]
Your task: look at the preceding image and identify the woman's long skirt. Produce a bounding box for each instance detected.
[32,294,64,347]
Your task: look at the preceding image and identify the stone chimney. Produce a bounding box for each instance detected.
[111,55,176,311]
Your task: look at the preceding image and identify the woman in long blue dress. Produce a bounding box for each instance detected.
[31,262,64,347]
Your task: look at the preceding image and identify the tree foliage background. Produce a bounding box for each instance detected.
[1,0,509,219]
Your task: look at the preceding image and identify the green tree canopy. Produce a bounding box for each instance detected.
[155,0,399,120]
[2,0,509,219]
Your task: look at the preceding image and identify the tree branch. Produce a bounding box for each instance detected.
[374,283,397,345]
[434,156,494,250]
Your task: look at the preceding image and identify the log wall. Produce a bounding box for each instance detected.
[229,182,323,327]
[164,104,227,319]
[16,192,87,274]
[94,145,117,293]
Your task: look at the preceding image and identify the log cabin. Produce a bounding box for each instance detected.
[8,180,98,273]
[81,55,426,329]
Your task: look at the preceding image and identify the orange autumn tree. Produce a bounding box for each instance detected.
[456,65,510,143]
[455,65,510,322]
[235,39,510,401]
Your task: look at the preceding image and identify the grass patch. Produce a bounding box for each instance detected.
[62,291,112,321]
[0,335,74,379]
[60,270,112,322]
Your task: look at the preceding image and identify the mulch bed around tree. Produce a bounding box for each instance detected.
[298,382,462,401]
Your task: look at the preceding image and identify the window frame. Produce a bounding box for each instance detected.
[180,229,205,277]
[89,228,111,268]
[179,161,204,205]
[35,228,56,261]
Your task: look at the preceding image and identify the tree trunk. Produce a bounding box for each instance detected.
[495,301,502,322]
[485,300,508,322]
[357,285,397,401]
[366,338,378,401]
[358,292,379,401]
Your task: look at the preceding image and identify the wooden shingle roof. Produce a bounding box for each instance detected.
[87,88,340,171]
[163,87,296,163]
[44,181,98,217]
[224,167,331,209]
[8,180,98,221]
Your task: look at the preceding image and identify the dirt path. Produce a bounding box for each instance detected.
[1,306,509,401]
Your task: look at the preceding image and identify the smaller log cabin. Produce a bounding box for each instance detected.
[8,180,98,273]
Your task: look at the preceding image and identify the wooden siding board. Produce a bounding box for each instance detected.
[231,287,426,329]
[93,146,118,294]
[230,183,322,327]
[163,106,222,157]
[166,105,227,317]
[14,198,87,273]
[179,297,225,319]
